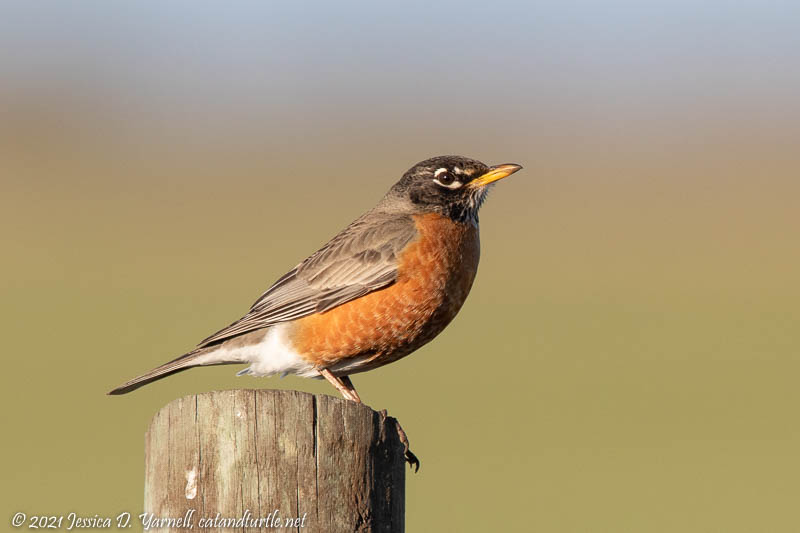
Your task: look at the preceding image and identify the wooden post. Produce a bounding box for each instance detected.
[144,389,406,532]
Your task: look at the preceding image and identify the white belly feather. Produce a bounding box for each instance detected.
[204,323,318,378]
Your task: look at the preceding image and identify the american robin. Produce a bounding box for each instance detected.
[109,155,522,468]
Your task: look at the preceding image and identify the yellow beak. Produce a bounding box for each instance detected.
[469,163,523,188]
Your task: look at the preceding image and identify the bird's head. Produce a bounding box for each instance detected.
[382,155,522,223]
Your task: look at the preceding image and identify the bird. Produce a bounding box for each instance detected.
[109,155,522,467]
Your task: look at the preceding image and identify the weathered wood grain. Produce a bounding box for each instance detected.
[144,390,405,532]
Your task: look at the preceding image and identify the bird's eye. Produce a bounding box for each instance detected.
[433,169,462,189]
[437,172,454,184]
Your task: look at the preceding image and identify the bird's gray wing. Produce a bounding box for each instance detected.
[196,212,418,347]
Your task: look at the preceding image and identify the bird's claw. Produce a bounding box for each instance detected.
[379,409,420,472]
[404,448,420,473]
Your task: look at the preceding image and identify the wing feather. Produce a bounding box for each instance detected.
[196,212,417,347]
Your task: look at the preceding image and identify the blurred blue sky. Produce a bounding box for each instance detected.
[3,1,798,123]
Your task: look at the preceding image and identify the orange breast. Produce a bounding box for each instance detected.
[289,212,480,372]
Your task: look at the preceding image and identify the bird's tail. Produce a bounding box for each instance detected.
[107,347,239,395]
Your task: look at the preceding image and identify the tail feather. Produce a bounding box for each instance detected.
[107,348,238,395]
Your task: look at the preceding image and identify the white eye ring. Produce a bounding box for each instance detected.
[433,168,463,189]
[433,177,463,189]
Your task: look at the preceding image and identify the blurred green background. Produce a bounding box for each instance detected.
[2,1,799,531]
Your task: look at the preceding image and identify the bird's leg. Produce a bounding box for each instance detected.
[378,409,420,473]
[319,368,360,402]
[319,368,418,470]
[339,375,362,403]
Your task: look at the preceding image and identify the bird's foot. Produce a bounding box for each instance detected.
[379,409,420,473]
